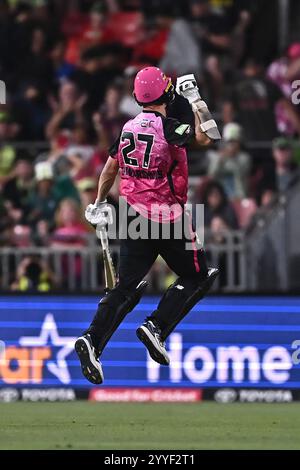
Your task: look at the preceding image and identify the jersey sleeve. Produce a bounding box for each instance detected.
[168,93,195,128]
[163,117,195,147]
[108,133,121,159]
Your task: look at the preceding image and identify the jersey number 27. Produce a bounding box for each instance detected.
[121,132,154,169]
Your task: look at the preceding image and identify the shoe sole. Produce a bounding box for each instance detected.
[136,326,170,366]
[75,337,103,385]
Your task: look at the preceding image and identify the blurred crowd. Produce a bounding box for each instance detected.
[0,0,300,291]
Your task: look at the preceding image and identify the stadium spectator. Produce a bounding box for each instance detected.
[2,157,34,221]
[65,1,112,65]
[96,83,128,146]
[51,198,91,288]
[50,36,77,84]
[270,137,299,193]
[76,177,97,210]
[189,0,232,58]
[26,161,60,229]
[0,107,20,140]
[46,80,88,139]
[207,122,251,199]
[247,187,278,234]
[0,111,19,185]
[10,256,55,292]
[133,12,169,64]
[202,180,239,234]
[160,9,202,77]
[21,26,53,93]
[65,125,95,180]
[13,79,52,140]
[267,42,300,136]
[73,44,123,113]
[202,178,239,288]
[52,198,90,247]
[253,137,300,203]
[187,0,252,109]
[0,193,14,239]
[80,1,110,50]
[35,133,69,172]
[222,59,300,144]
[209,0,253,60]
[7,2,35,81]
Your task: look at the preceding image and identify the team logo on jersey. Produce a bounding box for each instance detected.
[175,124,191,135]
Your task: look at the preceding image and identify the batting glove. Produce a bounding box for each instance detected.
[176,74,201,105]
[85,200,113,227]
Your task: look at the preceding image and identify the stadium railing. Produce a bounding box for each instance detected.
[0,230,246,293]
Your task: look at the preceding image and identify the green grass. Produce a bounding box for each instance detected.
[0,402,300,450]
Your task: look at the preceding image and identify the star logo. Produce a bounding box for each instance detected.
[19,313,77,384]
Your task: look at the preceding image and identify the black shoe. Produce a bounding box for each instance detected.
[136,319,170,366]
[75,334,104,385]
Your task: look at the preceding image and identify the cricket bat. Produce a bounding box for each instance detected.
[98,226,117,291]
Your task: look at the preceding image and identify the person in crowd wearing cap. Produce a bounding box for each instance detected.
[76,177,97,210]
[207,122,251,199]
[75,66,220,385]
[270,137,299,193]
[26,162,60,229]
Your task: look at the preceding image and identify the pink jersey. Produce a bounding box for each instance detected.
[109,111,193,222]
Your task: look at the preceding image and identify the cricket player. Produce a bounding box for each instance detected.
[75,67,220,384]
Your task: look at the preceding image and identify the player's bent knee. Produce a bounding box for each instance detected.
[99,280,148,315]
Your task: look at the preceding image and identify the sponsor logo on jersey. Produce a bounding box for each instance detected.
[175,124,190,135]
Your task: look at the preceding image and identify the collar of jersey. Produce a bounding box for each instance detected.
[142,110,164,117]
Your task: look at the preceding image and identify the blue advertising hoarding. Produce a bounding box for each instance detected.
[0,296,300,390]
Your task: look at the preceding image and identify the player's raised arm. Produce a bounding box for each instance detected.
[176,74,221,145]
[194,113,212,146]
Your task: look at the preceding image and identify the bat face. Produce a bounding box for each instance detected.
[103,248,117,290]
[98,226,117,291]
